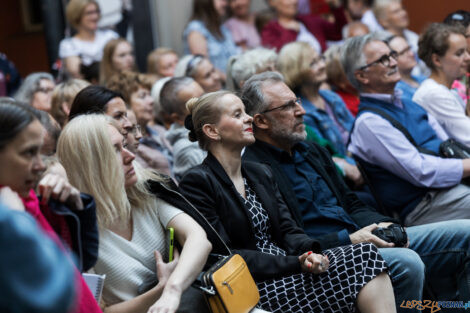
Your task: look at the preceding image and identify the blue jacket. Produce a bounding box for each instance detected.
[0,203,75,313]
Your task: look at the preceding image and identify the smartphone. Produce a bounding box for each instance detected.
[167,227,174,262]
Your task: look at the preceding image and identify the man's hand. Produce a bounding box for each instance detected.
[349,224,395,248]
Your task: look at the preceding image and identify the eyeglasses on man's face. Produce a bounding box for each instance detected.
[358,50,399,71]
[396,45,412,57]
[262,98,302,114]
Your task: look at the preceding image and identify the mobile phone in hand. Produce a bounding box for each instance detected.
[167,227,174,262]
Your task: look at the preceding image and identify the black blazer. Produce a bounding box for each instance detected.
[179,153,321,281]
[243,140,397,250]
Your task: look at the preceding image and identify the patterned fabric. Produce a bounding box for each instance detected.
[240,179,387,313]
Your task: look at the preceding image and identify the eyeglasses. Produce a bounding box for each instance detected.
[83,8,100,16]
[396,45,412,57]
[358,50,399,71]
[36,87,54,94]
[131,124,141,136]
[310,55,326,68]
[262,98,301,113]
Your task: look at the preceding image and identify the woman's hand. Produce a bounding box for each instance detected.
[154,249,179,287]
[38,173,83,210]
[299,251,329,274]
[0,187,25,211]
[148,249,182,313]
[146,289,181,313]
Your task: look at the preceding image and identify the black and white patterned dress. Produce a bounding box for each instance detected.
[240,179,387,313]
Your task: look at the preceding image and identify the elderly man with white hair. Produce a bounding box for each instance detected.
[373,0,429,76]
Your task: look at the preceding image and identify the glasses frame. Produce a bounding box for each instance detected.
[396,45,412,57]
[358,50,399,71]
[261,97,302,114]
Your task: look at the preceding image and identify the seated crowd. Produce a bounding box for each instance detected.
[1,0,470,312]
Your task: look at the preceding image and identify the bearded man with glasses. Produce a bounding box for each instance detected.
[242,68,470,313]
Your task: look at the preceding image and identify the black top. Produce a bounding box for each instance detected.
[179,153,321,281]
[243,140,397,250]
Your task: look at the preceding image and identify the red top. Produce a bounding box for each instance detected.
[336,90,360,117]
[261,6,347,52]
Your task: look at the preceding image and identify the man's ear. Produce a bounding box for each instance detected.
[431,53,441,69]
[202,123,220,141]
[354,70,369,86]
[253,113,270,130]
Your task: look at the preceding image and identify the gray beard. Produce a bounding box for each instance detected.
[268,127,307,147]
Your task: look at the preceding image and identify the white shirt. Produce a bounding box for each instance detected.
[59,29,118,66]
[413,78,470,147]
[361,9,383,32]
[93,198,182,305]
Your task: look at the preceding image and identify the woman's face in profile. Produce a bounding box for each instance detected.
[0,120,46,197]
[107,124,137,188]
[212,94,254,147]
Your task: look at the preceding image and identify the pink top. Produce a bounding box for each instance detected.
[224,16,261,49]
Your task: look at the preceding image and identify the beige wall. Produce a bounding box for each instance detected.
[152,0,268,55]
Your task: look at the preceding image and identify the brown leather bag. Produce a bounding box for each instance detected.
[199,254,260,313]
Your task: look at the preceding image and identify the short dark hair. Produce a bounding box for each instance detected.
[0,98,40,150]
[443,10,470,28]
[418,23,467,71]
[160,77,195,116]
[68,85,124,121]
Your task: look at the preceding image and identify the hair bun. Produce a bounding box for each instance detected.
[184,114,198,142]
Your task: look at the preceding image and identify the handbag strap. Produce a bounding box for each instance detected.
[357,106,438,156]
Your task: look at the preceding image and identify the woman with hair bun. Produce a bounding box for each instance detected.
[179,91,396,313]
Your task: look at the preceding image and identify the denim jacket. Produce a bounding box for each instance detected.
[299,89,354,156]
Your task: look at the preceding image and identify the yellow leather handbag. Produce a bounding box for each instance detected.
[200,254,260,313]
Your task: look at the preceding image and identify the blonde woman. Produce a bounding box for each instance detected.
[50,78,89,127]
[59,0,118,78]
[147,48,179,79]
[57,114,212,313]
[179,91,396,313]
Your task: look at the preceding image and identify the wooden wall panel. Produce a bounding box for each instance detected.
[0,0,49,77]
[403,0,469,35]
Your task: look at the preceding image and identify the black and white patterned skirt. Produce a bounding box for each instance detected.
[257,243,387,313]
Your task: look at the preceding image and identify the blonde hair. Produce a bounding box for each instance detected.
[57,114,166,228]
[50,79,90,127]
[66,0,99,29]
[186,91,231,150]
[277,41,314,90]
[324,45,347,89]
[147,48,178,75]
[100,39,135,85]
[373,0,401,25]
